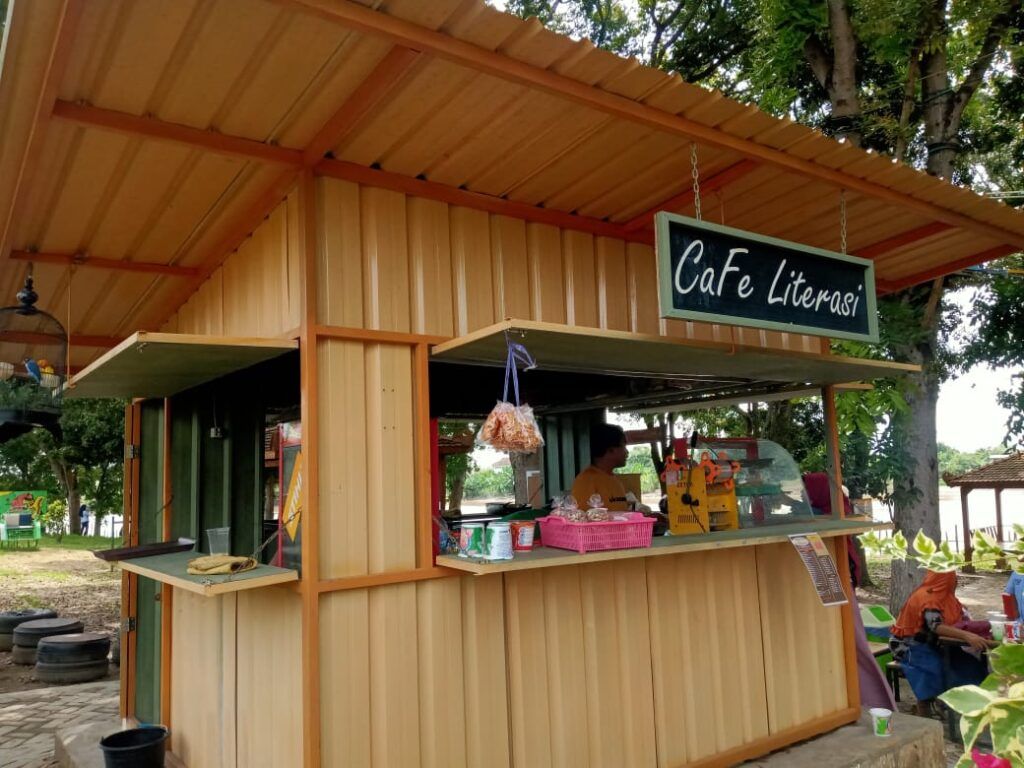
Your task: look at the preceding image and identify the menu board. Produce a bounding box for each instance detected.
[789,533,848,607]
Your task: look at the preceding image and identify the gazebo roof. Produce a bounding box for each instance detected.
[945,453,1024,489]
[1,0,1023,369]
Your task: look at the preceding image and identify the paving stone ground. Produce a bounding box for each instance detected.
[0,681,118,768]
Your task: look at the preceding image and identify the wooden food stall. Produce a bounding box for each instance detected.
[2,2,1024,766]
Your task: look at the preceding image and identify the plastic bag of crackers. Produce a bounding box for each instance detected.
[478,401,545,454]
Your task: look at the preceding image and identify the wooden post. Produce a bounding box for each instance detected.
[996,487,1006,570]
[159,400,173,741]
[297,170,321,768]
[961,487,974,573]
[822,386,845,519]
[822,385,860,711]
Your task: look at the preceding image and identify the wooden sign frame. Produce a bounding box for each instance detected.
[655,212,879,343]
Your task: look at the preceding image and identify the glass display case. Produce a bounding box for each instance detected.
[692,437,816,528]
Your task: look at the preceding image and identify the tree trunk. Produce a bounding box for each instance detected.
[889,343,942,614]
[67,468,81,535]
[825,0,861,146]
[448,471,467,513]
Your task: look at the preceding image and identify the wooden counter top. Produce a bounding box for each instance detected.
[437,518,889,575]
[118,551,298,596]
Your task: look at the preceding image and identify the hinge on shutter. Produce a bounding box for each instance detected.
[125,444,140,460]
[122,617,137,633]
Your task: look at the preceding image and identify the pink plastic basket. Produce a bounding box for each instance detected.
[537,513,655,554]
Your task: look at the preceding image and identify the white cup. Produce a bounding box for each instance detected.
[869,707,892,737]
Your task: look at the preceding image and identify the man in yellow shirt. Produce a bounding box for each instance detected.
[571,423,631,511]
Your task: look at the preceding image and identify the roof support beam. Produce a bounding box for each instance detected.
[51,101,304,167]
[136,168,300,333]
[623,159,759,232]
[11,250,198,277]
[302,45,421,166]
[273,0,1024,252]
[148,45,424,329]
[879,244,1019,294]
[855,222,953,259]
[315,158,651,243]
[0,1,84,268]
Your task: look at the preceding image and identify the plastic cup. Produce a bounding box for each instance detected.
[869,707,892,737]
[993,622,1005,642]
[206,526,230,555]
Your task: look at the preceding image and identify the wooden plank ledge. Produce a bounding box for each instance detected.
[437,518,889,575]
[118,551,298,596]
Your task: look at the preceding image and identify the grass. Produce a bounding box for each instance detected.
[0,534,121,555]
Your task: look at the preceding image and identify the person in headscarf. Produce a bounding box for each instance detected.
[890,570,995,714]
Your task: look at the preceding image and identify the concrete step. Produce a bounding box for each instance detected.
[744,710,945,767]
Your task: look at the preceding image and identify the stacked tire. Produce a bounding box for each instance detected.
[0,609,57,651]
[11,618,84,665]
[35,633,110,684]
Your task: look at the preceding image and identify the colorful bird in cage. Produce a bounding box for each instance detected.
[23,357,42,385]
[36,359,55,374]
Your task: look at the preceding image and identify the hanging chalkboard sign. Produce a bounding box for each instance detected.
[655,212,878,343]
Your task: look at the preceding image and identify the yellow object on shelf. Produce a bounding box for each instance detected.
[666,466,740,535]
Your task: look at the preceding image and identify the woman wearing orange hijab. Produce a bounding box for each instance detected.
[890,571,994,713]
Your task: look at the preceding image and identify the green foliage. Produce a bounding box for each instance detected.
[940,643,1024,766]
[960,255,1024,448]
[860,525,1024,573]
[463,466,514,499]
[939,443,1009,481]
[860,527,966,571]
[38,497,67,541]
[502,1,758,91]
[621,445,661,494]
[0,398,124,516]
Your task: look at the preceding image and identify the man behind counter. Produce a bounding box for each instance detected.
[571,423,631,511]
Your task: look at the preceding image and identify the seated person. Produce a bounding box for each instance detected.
[1004,570,1024,623]
[890,570,994,715]
[571,424,630,511]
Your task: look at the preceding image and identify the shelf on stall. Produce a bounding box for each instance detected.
[118,550,298,596]
[436,517,887,575]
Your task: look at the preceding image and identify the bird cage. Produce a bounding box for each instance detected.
[0,276,66,442]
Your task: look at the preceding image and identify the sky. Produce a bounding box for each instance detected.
[938,363,1014,451]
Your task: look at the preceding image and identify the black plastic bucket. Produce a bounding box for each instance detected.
[99,726,168,768]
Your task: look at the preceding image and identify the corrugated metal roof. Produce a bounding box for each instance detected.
[0,0,1020,354]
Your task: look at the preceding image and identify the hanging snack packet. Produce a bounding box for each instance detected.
[476,336,544,454]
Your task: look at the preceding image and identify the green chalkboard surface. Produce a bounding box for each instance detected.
[655,212,878,343]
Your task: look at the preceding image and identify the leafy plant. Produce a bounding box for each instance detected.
[859,525,1024,573]
[940,643,1024,768]
[37,497,67,542]
[861,526,1024,766]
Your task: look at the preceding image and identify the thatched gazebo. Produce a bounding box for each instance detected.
[945,453,1024,569]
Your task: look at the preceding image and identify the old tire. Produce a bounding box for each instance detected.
[12,618,84,648]
[34,659,109,685]
[0,609,57,634]
[110,636,120,666]
[11,644,37,665]
[37,633,110,664]
[0,632,12,651]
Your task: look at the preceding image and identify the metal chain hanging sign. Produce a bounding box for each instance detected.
[654,201,877,343]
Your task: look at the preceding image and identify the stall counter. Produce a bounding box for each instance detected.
[437,517,887,575]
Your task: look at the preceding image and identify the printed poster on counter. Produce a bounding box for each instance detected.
[789,532,848,607]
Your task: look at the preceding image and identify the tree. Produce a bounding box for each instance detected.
[760,0,1023,612]
[961,255,1024,446]
[0,399,124,533]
